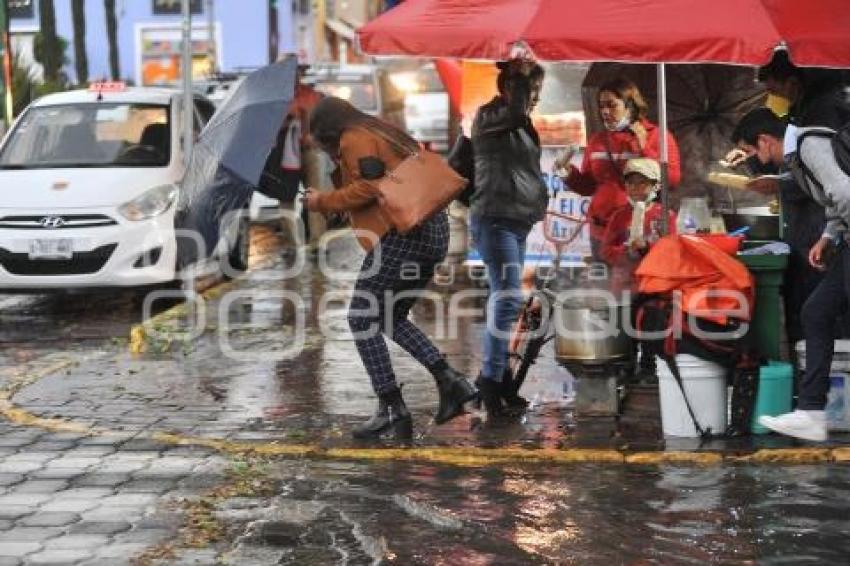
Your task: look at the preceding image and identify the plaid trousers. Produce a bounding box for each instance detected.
[349,212,449,395]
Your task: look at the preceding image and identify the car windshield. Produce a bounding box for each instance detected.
[313,77,377,113]
[0,103,171,169]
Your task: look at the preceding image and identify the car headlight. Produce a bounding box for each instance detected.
[119,184,178,221]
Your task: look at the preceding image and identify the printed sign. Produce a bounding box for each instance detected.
[8,0,34,19]
[138,26,213,86]
[465,146,591,266]
[153,0,202,15]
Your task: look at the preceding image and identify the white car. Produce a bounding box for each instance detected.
[0,84,247,291]
[393,64,450,153]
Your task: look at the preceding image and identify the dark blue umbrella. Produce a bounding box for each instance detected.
[177,59,297,266]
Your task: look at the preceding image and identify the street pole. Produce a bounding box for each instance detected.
[313,0,326,62]
[1,0,14,127]
[206,0,216,74]
[182,0,193,168]
[657,63,670,236]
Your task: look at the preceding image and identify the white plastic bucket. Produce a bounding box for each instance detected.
[657,354,728,438]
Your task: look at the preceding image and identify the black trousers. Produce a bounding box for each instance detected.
[799,242,850,410]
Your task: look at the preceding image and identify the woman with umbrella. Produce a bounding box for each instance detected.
[302,97,477,441]
[555,78,682,259]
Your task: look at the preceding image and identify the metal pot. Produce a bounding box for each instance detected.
[721,206,781,240]
[553,296,633,364]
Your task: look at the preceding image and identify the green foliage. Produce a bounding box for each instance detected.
[33,32,70,69]
[10,50,69,117]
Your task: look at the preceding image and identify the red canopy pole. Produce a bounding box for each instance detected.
[657,63,670,236]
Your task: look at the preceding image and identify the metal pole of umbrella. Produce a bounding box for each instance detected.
[657,63,670,235]
[182,0,194,168]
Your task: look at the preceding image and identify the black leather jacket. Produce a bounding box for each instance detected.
[470,81,548,227]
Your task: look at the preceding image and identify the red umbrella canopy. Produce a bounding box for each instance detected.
[358,0,850,67]
[762,0,850,67]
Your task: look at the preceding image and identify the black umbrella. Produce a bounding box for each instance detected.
[177,59,297,265]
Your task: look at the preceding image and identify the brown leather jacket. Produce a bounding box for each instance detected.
[315,127,406,251]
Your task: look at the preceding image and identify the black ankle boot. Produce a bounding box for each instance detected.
[477,378,507,418]
[431,365,478,424]
[351,388,413,440]
[500,367,529,408]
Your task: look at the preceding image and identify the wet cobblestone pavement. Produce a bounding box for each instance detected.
[1,225,849,564]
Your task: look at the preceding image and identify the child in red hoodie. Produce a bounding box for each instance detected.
[600,158,677,292]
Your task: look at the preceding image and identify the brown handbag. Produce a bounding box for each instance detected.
[375,148,469,234]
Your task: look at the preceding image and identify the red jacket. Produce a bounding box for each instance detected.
[566,119,681,240]
[600,201,677,292]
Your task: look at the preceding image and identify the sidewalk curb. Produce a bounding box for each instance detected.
[128,277,239,355]
[127,241,284,355]
[3,356,848,469]
[2,396,848,467]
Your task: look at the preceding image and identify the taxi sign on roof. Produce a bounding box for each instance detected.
[88,81,127,93]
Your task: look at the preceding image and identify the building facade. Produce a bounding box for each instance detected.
[8,0,296,86]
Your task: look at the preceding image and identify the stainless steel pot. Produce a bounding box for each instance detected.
[721,206,781,240]
[553,296,633,364]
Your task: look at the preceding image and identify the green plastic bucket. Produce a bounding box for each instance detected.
[751,361,794,434]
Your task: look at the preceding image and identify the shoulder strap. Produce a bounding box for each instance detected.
[795,128,835,193]
[359,125,419,160]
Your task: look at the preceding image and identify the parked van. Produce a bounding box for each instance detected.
[307,63,406,131]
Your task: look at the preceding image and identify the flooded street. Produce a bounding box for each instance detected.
[226,460,850,564]
[1,225,849,564]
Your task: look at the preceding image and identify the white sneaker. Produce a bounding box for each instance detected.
[758,410,827,442]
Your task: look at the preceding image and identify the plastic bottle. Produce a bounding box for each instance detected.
[677,197,711,234]
[826,374,848,430]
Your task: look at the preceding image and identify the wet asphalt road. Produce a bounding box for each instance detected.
[1,224,849,564]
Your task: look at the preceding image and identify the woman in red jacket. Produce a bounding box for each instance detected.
[556,78,681,258]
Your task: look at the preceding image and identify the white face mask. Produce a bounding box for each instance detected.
[627,189,657,207]
[605,115,632,132]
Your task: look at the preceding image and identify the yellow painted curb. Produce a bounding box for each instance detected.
[126,243,287,355]
[0,401,96,435]
[128,278,238,355]
[625,451,723,466]
[731,447,833,464]
[833,447,850,462]
[2,396,849,468]
[2,355,848,470]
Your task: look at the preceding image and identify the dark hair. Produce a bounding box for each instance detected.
[598,78,649,120]
[528,64,545,82]
[495,61,545,94]
[757,50,801,83]
[731,107,787,146]
[309,96,418,156]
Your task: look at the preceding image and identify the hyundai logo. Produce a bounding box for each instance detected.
[39,216,66,229]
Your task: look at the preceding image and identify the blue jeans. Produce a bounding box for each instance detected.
[800,241,850,410]
[471,215,530,382]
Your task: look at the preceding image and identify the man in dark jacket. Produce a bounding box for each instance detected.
[747,51,850,347]
[469,60,548,418]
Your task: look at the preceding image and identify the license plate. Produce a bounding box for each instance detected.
[28,239,73,259]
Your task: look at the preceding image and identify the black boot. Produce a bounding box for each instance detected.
[478,378,508,418]
[351,388,413,440]
[501,367,529,409]
[431,363,478,424]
